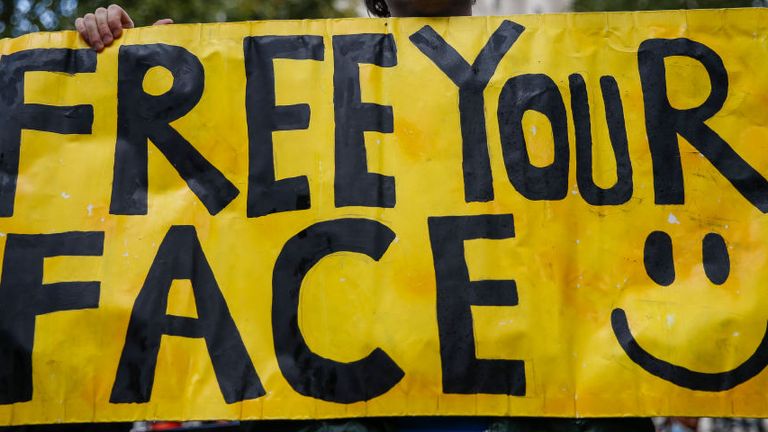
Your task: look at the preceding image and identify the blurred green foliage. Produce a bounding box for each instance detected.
[0,0,355,38]
[77,0,355,24]
[0,0,77,37]
[2,0,766,39]
[573,0,764,11]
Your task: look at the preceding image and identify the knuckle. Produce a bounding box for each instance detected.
[96,7,107,13]
[84,13,95,20]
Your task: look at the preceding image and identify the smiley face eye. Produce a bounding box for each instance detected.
[644,231,731,287]
[644,231,675,286]
[703,233,730,285]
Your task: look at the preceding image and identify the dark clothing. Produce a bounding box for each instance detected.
[240,418,656,432]
[0,418,657,431]
[490,418,656,432]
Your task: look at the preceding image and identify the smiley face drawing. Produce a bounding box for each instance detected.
[611,231,768,391]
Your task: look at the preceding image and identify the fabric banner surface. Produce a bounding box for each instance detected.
[1,8,767,425]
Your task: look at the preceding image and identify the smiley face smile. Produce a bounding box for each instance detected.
[611,231,768,391]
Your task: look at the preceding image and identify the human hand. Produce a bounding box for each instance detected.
[75,4,173,52]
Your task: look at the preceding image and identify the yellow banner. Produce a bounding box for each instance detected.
[1,8,768,425]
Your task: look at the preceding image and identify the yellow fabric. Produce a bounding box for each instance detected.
[0,8,767,425]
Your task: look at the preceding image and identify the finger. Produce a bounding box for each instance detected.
[84,13,103,51]
[109,4,134,30]
[106,4,126,38]
[75,17,90,45]
[153,18,174,26]
[95,7,114,46]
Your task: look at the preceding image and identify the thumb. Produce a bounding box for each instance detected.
[153,18,174,25]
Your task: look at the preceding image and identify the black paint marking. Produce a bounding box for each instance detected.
[570,74,633,206]
[0,231,104,404]
[333,34,397,209]
[612,308,768,391]
[703,233,730,286]
[644,231,675,287]
[110,44,239,216]
[272,218,404,403]
[410,21,525,203]
[0,49,96,217]
[110,225,264,404]
[244,35,324,218]
[498,74,569,201]
[639,38,768,212]
[428,214,525,396]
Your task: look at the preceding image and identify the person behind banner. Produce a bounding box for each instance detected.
[74,1,473,51]
[74,1,655,431]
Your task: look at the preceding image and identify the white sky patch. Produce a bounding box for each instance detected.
[667,213,681,225]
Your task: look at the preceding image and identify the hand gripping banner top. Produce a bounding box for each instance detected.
[1,7,768,425]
